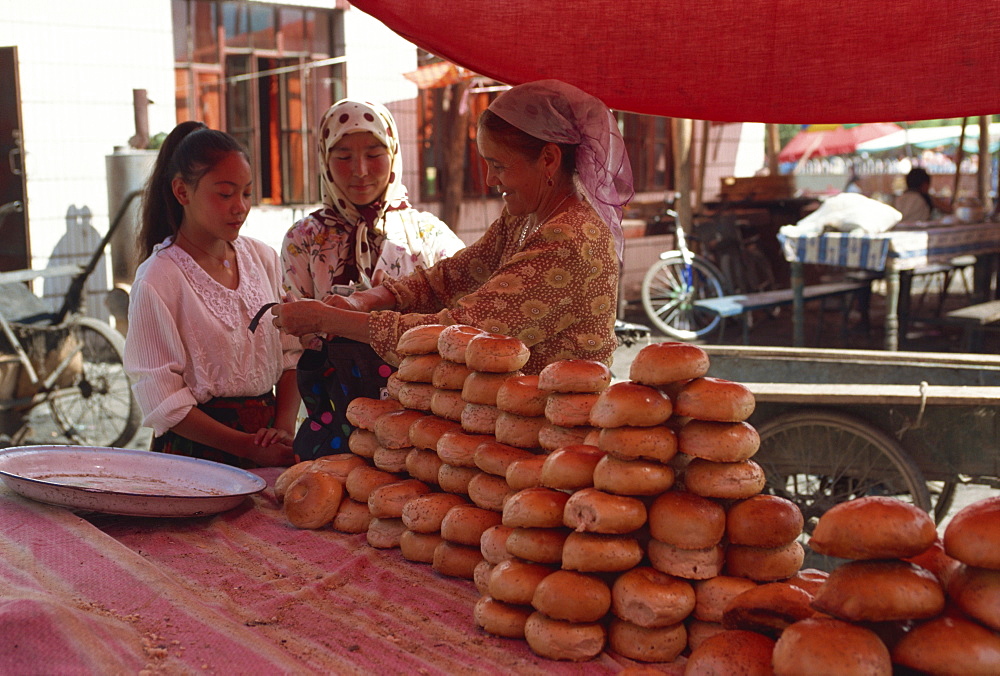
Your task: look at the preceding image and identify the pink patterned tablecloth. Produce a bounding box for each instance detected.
[0,467,684,675]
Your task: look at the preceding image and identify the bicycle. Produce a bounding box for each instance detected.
[0,197,142,448]
[640,201,776,341]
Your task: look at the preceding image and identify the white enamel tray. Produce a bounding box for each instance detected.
[0,445,266,517]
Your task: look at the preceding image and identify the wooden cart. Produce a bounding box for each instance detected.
[702,345,1000,565]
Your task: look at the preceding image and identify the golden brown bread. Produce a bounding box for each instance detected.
[531,570,612,623]
[588,381,673,428]
[946,563,1000,632]
[721,581,814,640]
[893,614,1000,675]
[811,559,945,622]
[943,495,1000,570]
[673,376,755,422]
[772,617,891,676]
[628,341,710,385]
[611,565,696,628]
[523,612,606,662]
[684,629,776,676]
[606,618,686,663]
[726,494,804,548]
[648,490,726,550]
[809,495,937,560]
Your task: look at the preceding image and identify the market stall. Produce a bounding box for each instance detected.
[779,221,1000,349]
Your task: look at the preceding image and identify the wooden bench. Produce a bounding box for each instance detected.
[694,281,870,345]
[944,299,1000,352]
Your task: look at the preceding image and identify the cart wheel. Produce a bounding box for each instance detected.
[47,317,141,448]
[640,253,727,341]
[755,409,931,571]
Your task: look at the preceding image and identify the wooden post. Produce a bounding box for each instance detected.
[672,118,694,239]
[695,119,710,214]
[979,115,993,214]
[951,117,967,206]
[129,89,150,150]
[764,123,781,176]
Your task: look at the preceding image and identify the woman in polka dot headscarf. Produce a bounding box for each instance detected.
[273,81,634,375]
[281,99,465,323]
[281,100,463,460]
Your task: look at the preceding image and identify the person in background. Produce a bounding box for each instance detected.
[124,121,300,469]
[271,79,634,375]
[281,98,465,336]
[843,167,864,194]
[895,167,953,222]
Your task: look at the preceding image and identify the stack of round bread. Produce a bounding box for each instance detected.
[399,491,468,564]
[808,496,945,624]
[537,359,611,451]
[433,502,501,579]
[493,375,548,450]
[429,325,483,423]
[394,328,443,412]
[460,331,530,434]
[281,337,839,666]
[274,396,404,534]
[724,493,806,583]
[435,428,490,497]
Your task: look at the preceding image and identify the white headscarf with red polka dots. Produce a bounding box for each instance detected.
[317,99,409,281]
[488,80,635,262]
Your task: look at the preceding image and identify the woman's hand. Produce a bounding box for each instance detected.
[323,293,367,312]
[271,299,333,337]
[272,299,374,344]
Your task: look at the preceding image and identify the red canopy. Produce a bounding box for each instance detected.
[350,0,1000,123]
[778,123,904,163]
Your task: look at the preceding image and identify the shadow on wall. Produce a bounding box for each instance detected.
[43,205,109,322]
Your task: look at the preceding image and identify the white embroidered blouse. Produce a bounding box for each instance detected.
[124,236,301,436]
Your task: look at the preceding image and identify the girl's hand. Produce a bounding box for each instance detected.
[249,441,296,467]
[254,427,293,447]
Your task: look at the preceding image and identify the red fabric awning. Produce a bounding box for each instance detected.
[778,123,904,163]
[350,0,1000,123]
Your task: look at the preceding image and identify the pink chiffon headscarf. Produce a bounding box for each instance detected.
[487,79,635,262]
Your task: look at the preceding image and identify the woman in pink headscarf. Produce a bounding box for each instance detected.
[272,80,635,374]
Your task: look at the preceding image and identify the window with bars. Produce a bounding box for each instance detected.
[172,0,346,205]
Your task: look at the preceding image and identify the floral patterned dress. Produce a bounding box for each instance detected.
[370,200,619,375]
[281,205,465,301]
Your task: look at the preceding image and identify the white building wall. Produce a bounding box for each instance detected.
[0,0,176,315]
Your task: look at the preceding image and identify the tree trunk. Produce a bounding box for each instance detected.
[440,81,472,233]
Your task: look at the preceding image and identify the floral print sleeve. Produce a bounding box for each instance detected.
[370,202,619,374]
[281,214,324,300]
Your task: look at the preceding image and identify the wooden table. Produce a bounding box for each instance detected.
[0,467,676,675]
[779,221,1000,350]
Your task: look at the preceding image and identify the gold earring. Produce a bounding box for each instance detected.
[546,176,554,187]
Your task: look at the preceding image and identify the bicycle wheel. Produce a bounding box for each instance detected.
[640,253,727,341]
[754,409,931,570]
[47,317,141,448]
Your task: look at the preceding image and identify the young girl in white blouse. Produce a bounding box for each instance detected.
[124,121,300,468]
